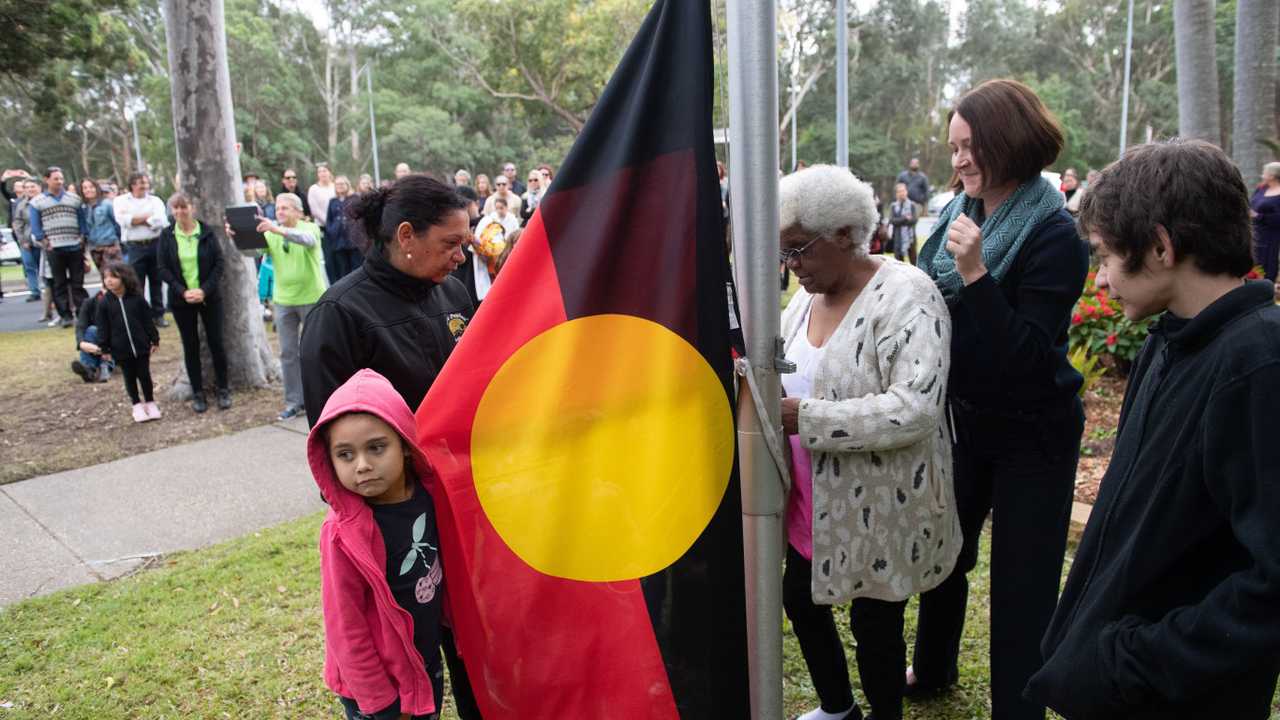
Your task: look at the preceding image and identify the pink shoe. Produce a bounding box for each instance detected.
[132,403,148,423]
[144,401,162,421]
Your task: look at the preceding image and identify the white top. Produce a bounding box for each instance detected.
[782,305,822,401]
[112,193,169,243]
[308,183,337,225]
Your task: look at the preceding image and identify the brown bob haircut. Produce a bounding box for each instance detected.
[949,79,1064,193]
[1078,138,1254,277]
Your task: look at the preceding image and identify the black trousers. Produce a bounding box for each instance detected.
[331,247,363,281]
[47,246,87,320]
[321,229,340,285]
[441,627,483,719]
[116,353,154,404]
[912,400,1082,720]
[171,297,228,394]
[125,240,166,319]
[784,545,910,720]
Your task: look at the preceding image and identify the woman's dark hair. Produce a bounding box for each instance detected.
[1078,138,1254,277]
[103,260,142,296]
[948,79,1063,192]
[346,174,467,253]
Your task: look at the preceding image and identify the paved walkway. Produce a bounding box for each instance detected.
[0,415,324,607]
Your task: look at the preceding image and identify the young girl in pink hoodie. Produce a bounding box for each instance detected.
[308,369,445,720]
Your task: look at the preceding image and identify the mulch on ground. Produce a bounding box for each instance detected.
[0,321,284,485]
[1075,374,1126,505]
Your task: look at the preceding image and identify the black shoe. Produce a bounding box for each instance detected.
[192,393,208,414]
[70,360,92,383]
[25,295,40,302]
[155,316,170,328]
[216,388,232,410]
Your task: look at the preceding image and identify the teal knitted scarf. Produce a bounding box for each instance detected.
[918,176,1065,304]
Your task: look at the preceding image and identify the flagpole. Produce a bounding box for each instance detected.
[836,0,849,168]
[1118,0,1134,157]
[726,1,785,718]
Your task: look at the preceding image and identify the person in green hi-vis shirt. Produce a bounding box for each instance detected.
[228,192,326,420]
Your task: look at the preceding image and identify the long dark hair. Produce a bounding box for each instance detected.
[102,260,142,296]
[346,174,467,254]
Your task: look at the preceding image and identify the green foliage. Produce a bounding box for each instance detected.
[1069,345,1108,399]
[1068,269,1153,370]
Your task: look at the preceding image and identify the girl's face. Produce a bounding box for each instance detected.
[317,166,333,184]
[81,181,98,201]
[103,271,123,295]
[327,412,411,505]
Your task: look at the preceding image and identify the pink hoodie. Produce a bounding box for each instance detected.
[307,369,438,717]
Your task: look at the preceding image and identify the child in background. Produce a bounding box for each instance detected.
[95,261,160,423]
[308,369,445,720]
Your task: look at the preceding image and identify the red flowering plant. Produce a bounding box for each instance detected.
[1068,269,1154,372]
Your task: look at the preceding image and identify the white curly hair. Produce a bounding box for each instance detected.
[779,164,879,256]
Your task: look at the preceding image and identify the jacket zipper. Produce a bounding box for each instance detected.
[1061,342,1173,632]
[118,295,138,358]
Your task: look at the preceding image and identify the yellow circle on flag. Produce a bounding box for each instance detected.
[470,314,735,582]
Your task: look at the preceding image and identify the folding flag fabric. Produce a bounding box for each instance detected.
[414,0,749,716]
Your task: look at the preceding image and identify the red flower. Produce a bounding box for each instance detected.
[1096,291,1108,303]
[1106,334,1117,347]
[1083,304,1097,317]
[1245,268,1262,280]
[1101,305,1115,317]
[1072,313,1083,325]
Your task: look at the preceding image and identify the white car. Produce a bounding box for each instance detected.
[0,228,20,265]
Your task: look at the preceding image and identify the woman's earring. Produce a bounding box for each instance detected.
[406,252,413,260]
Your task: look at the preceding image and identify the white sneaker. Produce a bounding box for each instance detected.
[144,401,162,421]
[132,403,148,423]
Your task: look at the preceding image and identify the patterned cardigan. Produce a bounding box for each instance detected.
[784,259,962,603]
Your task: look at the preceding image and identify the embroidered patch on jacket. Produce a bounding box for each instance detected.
[447,313,468,342]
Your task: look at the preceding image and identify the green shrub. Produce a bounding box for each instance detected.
[1068,269,1153,372]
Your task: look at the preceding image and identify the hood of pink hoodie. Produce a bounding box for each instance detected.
[307,368,434,520]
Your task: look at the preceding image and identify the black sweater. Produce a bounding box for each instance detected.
[157,220,225,306]
[1026,280,1280,719]
[95,291,160,359]
[947,209,1089,419]
[300,250,474,426]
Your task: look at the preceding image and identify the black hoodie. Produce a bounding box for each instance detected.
[1026,280,1280,719]
[299,249,474,426]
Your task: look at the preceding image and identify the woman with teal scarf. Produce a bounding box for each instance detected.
[906,80,1089,720]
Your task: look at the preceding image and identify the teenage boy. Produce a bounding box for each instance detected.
[1025,139,1280,719]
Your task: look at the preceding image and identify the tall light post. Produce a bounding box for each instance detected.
[835,0,849,168]
[356,61,382,185]
[1119,0,1135,157]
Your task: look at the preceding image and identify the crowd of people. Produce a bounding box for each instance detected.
[6,77,1280,720]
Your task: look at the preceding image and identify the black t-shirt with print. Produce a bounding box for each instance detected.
[371,481,444,676]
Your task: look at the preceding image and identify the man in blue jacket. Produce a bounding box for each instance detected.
[1025,139,1280,719]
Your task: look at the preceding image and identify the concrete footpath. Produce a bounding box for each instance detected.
[0,416,325,607]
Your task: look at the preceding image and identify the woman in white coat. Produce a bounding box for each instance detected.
[778,165,961,720]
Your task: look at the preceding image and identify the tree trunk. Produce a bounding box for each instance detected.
[1174,0,1222,145]
[349,43,360,164]
[1232,0,1279,186]
[163,0,278,398]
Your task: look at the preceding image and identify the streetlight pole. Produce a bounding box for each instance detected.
[1119,0,1135,157]
[836,0,848,168]
[362,62,382,186]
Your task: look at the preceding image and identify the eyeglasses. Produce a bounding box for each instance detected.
[779,235,822,264]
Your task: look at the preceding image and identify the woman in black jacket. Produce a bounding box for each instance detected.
[324,175,362,280]
[157,193,230,413]
[299,174,483,720]
[909,80,1089,720]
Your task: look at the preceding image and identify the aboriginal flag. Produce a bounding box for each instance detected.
[415,0,748,717]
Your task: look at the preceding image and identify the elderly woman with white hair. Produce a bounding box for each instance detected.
[778,165,961,720]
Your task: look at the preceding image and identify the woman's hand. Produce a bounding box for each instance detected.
[224,222,235,238]
[254,218,276,234]
[946,213,988,285]
[79,341,100,354]
[184,289,205,304]
[781,397,801,435]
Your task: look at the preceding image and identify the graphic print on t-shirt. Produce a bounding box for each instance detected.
[398,512,442,604]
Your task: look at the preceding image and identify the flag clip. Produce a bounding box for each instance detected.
[774,337,796,374]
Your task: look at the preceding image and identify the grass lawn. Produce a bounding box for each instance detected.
[0,323,282,485]
[0,510,1041,720]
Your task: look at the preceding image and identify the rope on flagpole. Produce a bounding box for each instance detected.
[734,356,791,494]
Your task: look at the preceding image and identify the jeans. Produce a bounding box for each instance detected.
[124,240,166,319]
[912,400,1083,720]
[171,297,228,394]
[47,246,87,320]
[331,247,363,281]
[20,242,40,295]
[275,303,312,409]
[79,325,115,374]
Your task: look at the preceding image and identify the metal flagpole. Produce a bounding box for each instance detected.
[131,110,144,171]
[365,62,382,186]
[836,0,849,168]
[727,0,784,718]
[1118,0,1135,157]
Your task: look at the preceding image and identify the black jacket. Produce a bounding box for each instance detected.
[325,196,356,251]
[300,250,474,426]
[947,210,1089,426]
[95,291,160,359]
[75,291,108,348]
[157,220,225,306]
[1026,281,1280,719]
